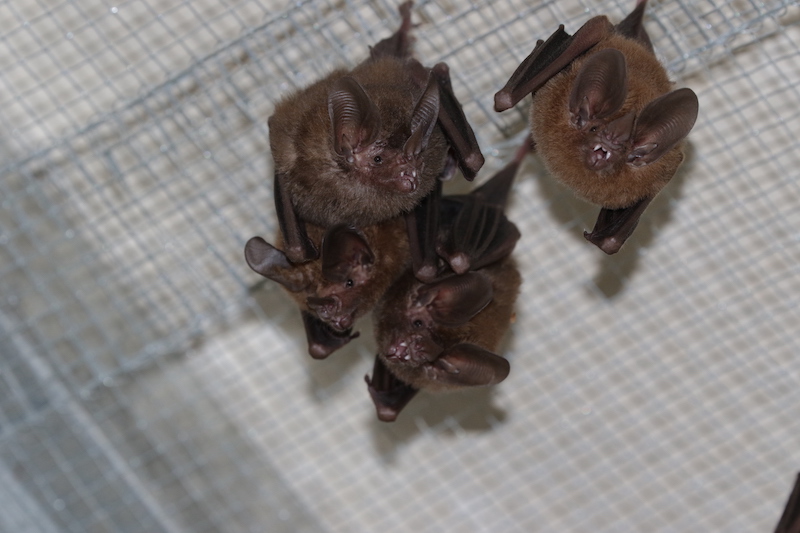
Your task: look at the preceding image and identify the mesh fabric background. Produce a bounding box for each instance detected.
[0,0,798,531]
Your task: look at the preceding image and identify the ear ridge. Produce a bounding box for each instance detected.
[328,76,381,159]
[321,225,374,283]
[415,272,493,327]
[404,73,440,157]
[569,48,628,127]
[629,87,698,166]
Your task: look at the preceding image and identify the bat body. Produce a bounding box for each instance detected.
[495,0,698,254]
[270,1,483,264]
[366,257,520,422]
[245,217,410,359]
[364,148,526,422]
[270,58,449,229]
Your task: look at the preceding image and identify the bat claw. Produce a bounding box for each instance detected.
[583,230,623,255]
[493,91,514,113]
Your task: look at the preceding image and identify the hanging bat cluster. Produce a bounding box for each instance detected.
[245,0,698,421]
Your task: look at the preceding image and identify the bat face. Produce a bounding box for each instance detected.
[245,217,409,358]
[271,60,449,230]
[494,0,699,253]
[373,257,520,394]
[530,38,697,209]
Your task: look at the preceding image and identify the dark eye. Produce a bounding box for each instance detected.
[412,319,423,329]
[373,155,382,164]
[590,126,598,133]
[345,279,354,288]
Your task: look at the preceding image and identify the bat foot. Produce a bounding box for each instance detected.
[414,263,440,284]
[447,252,471,275]
[462,152,485,181]
[583,230,623,255]
[494,91,514,113]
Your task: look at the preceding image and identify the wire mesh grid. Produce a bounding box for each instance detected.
[0,0,798,531]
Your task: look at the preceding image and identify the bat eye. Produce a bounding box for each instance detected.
[412,319,423,329]
[373,155,382,164]
[590,126,598,133]
[345,279,354,288]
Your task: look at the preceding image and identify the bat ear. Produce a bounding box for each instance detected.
[415,272,493,327]
[320,225,374,283]
[569,48,628,128]
[244,236,311,292]
[429,343,510,386]
[628,88,698,166]
[404,73,440,157]
[328,76,381,160]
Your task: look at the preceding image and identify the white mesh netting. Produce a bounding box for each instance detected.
[0,0,799,531]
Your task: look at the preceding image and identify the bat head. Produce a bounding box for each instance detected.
[328,74,440,195]
[307,225,377,332]
[378,272,493,367]
[569,49,698,172]
[244,226,376,333]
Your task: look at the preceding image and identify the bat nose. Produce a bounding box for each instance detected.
[306,295,341,318]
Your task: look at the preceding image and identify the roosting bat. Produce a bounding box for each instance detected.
[245,217,409,359]
[494,0,698,254]
[364,151,526,422]
[365,258,521,422]
[269,1,483,264]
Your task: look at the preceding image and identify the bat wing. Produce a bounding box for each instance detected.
[301,310,359,359]
[406,179,443,283]
[438,200,520,274]
[427,343,510,387]
[431,62,484,181]
[437,147,525,273]
[494,15,612,112]
[775,473,800,533]
[583,196,653,254]
[365,355,419,422]
[274,171,319,264]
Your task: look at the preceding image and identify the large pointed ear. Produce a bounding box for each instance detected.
[328,76,381,160]
[320,225,374,283]
[428,343,510,387]
[404,72,440,158]
[569,48,627,128]
[628,88,698,166]
[244,236,311,292]
[415,272,493,327]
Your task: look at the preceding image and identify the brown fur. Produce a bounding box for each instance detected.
[374,258,521,392]
[269,57,449,227]
[530,31,685,209]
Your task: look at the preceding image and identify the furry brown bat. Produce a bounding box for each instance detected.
[365,258,521,422]
[245,217,409,359]
[494,0,698,254]
[270,1,483,264]
[364,150,526,422]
